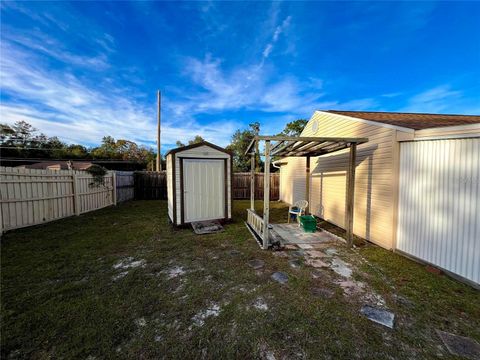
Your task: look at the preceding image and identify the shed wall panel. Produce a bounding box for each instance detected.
[166,154,173,222]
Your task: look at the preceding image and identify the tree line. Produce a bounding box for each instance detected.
[0,121,156,167]
[0,119,307,171]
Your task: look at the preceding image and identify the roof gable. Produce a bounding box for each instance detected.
[165,141,230,156]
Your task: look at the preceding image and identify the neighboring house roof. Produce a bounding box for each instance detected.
[325,110,480,130]
[22,161,93,170]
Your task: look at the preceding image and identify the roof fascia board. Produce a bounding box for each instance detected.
[414,123,480,135]
[408,134,480,141]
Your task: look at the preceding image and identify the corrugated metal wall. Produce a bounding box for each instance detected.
[397,138,480,285]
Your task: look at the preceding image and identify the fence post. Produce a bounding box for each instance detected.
[112,171,117,206]
[72,173,80,216]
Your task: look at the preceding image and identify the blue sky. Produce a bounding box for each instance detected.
[1,1,479,152]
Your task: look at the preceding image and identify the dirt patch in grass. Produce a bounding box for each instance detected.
[1,200,479,359]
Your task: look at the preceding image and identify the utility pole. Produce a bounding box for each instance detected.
[156,90,162,172]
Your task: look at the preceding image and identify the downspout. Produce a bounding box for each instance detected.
[272,160,283,169]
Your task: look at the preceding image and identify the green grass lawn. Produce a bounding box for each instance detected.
[1,200,479,359]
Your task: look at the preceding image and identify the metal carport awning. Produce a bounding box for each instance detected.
[245,135,368,249]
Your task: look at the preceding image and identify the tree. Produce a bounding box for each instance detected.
[175,135,205,148]
[66,144,89,159]
[226,122,263,172]
[278,119,308,137]
[0,120,67,158]
[90,137,155,164]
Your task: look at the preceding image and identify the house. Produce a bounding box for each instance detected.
[278,110,480,285]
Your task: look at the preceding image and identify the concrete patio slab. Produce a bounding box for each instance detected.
[271,224,337,245]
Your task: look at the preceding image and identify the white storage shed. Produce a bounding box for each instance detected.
[166,141,232,226]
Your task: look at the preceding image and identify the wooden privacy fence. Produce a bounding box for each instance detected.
[0,166,116,232]
[134,171,167,200]
[115,171,135,203]
[232,173,279,200]
[131,171,280,200]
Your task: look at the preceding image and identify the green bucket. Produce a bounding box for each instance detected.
[299,215,317,233]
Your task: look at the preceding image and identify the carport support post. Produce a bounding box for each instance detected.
[262,140,271,249]
[250,153,255,211]
[305,156,310,215]
[345,143,357,247]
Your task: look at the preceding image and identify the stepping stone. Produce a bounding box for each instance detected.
[360,305,394,329]
[436,330,480,359]
[272,251,288,258]
[311,287,334,299]
[337,280,365,296]
[305,250,327,258]
[290,250,305,258]
[298,244,314,249]
[288,259,302,269]
[271,272,288,284]
[248,259,265,270]
[230,250,241,256]
[284,244,299,250]
[325,248,338,256]
[305,258,329,268]
[330,257,353,278]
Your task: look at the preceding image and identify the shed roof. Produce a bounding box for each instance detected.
[165,141,230,156]
[326,110,480,130]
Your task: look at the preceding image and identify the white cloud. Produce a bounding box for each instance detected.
[401,85,463,113]
[262,15,292,60]
[0,41,236,149]
[171,54,325,117]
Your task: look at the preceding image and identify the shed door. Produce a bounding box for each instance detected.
[397,138,480,285]
[183,159,225,223]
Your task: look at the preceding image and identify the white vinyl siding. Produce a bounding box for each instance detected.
[279,111,398,249]
[397,138,480,284]
[414,124,480,139]
[279,157,306,205]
